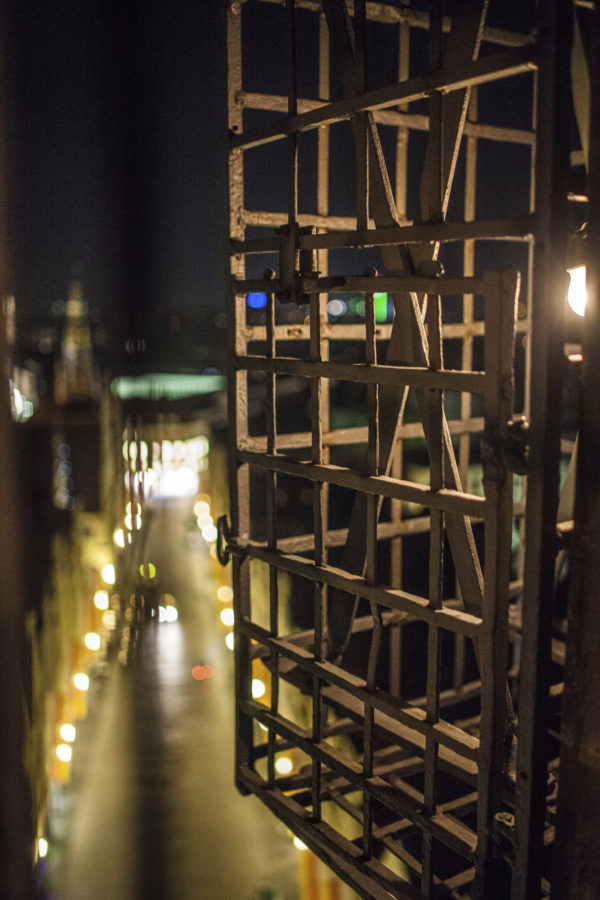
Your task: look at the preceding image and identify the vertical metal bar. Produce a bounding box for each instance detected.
[474,269,520,899]
[512,2,573,896]
[227,0,253,789]
[552,8,600,899]
[388,10,411,701]
[423,288,443,894]
[266,290,279,786]
[311,14,330,822]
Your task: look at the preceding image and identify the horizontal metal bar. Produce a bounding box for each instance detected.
[242,619,480,762]
[239,541,482,636]
[238,91,536,145]
[241,318,529,346]
[232,45,537,150]
[237,354,487,394]
[255,0,534,48]
[238,449,487,516]
[238,764,422,900]
[241,700,478,859]
[230,214,534,255]
[234,273,485,295]
[239,416,485,452]
[240,209,364,231]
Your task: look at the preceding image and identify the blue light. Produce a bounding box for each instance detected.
[247,292,267,309]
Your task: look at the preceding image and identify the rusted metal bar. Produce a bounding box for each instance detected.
[232,44,537,150]
[472,269,520,898]
[511,2,573,896]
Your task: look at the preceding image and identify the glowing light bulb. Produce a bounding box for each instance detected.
[94,590,109,611]
[73,672,89,692]
[220,608,234,627]
[101,564,116,585]
[217,585,233,603]
[275,756,293,775]
[568,265,587,317]
[56,743,72,763]
[59,723,76,743]
[84,632,101,651]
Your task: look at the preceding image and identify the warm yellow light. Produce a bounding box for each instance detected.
[275,756,293,775]
[93,590,109,611]
[225,632,235,651]
[252,678,266,699]
[56,743,72,763]
[220,608,234,627]
[197,514,213,529]
[59,723,76,743]
[194,500,210,518]
[113,528,125,549]
[73,672,90,691]
[102,609,117,630]
[38,838,48,859]
[568,265,587,317]
[202,524,218,543]
[217,585,233,603]
[84,632,101,651]
[101,564,116,585]
[293,836,308,851]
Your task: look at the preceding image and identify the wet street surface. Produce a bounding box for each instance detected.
[46,497,299,900]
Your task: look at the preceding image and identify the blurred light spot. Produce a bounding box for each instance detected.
[84,632,101,651]
[165,605,178,623]
[59,723,76,743]
[247,292,267,309]
[56,744,72,763]
[252,678,266,699]
[567,265,587,316]
[194,500,210,518]
[38,838,48,859]
[159,606,168,623]
[94,590,109,611]
[73,672,89,692]
[139,562,157,579]
[217,585,233,603]
[197,514,213,529]
[220,608,234,627]
[225,632,235,651]
[202,524,218,542]
[192,664,216,681]
[113,528,125,549]
[373,291,389,323]
[275,756,293,775]
[102,609,117,630]
[327,298,346,317]
[293,837,308,851]
[101,564,116,585]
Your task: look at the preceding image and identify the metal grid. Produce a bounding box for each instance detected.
[224,2,574,897]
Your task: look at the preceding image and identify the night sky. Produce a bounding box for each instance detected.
[7,1,228,373]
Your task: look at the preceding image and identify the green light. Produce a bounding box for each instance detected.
[374,292,388,323]
[111,373,225,401]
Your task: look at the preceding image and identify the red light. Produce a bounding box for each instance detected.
[192,665,215,681]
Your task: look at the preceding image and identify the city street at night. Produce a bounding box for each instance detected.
[45,495,300,900]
